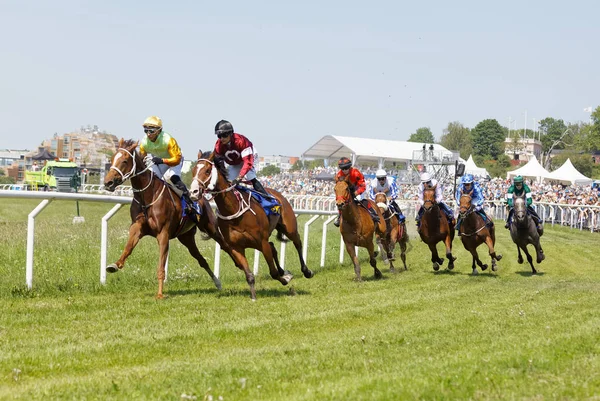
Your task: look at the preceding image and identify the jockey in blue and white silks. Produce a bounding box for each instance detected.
[416,172,455,228]
[454,173,492,235]
[368,169,405,223]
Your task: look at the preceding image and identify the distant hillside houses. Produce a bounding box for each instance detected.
[257,155,300,172]
[42,125,118,168]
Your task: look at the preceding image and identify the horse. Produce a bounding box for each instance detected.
[457,193,502,275]
[189,152,314,300]
[334,180,390,280]
[374,192,409,271]
[418,186,456,271]
[509,196,545,274]
[103,139,234,299]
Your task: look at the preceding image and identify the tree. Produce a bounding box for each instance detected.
[504,130,525,159]
[550,151,593,177]
[290,160,304,171]
[484,154,512,178]
[471,119,505,160]
[258,165,281,177]
[408,127,435,143]
[539,117,568,155]
[439,121,472,159]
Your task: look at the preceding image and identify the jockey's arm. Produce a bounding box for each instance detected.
[524,185,533,206]
[435,185,444,203]
[162,137,183,167]
[418,184,424,206]
[506,186,514,207]
[368,182,376,200]
[389,179,399,200]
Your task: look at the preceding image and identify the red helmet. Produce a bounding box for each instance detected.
[338,157,352,170]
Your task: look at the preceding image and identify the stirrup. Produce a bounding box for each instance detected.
[333,217,340,227]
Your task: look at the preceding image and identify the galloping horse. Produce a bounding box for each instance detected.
[103,139,233,298]
[334,180,389,280]
[457,193,502,274]
[418,186,456,271]
[509,195,544,274]
[189,152,314,300]
[374,192,409,271]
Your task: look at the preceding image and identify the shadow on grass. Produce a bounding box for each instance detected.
[168,286,311,298]
[430,269,463,276]
[515,271,546,277]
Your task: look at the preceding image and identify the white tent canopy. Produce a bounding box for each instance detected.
[464,155,489,178]
[506,155,550,182]
[544,158,593,186]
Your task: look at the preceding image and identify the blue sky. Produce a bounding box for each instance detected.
[1,0,598,160]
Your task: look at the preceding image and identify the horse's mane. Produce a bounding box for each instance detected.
[122,139,137,149]
[201,151,229,181]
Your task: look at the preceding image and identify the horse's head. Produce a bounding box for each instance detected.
[189,150,226,201]
[104,139,139,192]
[514,196,527,224]
[374,192,388,213]
[422,186,437,212]
[334,179,352,210]
[459,193,473,217]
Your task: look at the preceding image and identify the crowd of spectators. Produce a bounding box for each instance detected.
[260,169,600,206]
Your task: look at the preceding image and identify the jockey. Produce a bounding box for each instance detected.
[334,157,380,227]
[211,120,270,198]
[416,172,455,228]
[455,173,491,235]
[139,116,195,212]
[369,169,406,223]
[505,175,543,230]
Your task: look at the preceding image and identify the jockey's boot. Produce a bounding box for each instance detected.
[333,212,341,227]
[251,178,272,199]
[368,205,380,224]
[173,179,195,214]
[504,220,510,229]
[455,218,462,236]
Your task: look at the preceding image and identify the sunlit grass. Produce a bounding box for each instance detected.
[0,199,599,400]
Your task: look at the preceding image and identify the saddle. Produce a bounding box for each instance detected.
[237,186,281,217]
[163,180,201,217]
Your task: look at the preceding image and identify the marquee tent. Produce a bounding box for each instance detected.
[506,155,550,182]
[544,158,593,186]
[464,155,489,178]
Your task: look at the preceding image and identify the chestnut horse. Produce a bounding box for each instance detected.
[457,193,502,275]
[418,187,456,271]
[374,192,409,271]
[509,195,544,274]
[103,139,234,298]
[189,153,314,300]
[334,180,390,280]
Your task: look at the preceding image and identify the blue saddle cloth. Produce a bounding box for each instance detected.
[181,198,201,218]
[237,186,281,217]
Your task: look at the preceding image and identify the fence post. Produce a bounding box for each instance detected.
[26,199,52,289]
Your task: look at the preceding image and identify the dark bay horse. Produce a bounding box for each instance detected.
[418,187,456,271]
[189,153,314,300]
[334,181,390,280]
[458,193,502,275]
[103,139,234,298]
[374,192,409,271]
[509,196,544,274]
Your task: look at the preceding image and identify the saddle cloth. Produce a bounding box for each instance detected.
[237,186,281,217]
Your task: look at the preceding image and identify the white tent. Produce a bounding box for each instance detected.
[544,158,593,186]
[506,155,550,182]
[464,155,489,178]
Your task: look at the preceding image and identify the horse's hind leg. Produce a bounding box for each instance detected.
[228,247,256,300]
[469,248,486,274]
[107,220,144,273]
[344,241,362,281]
[262,240,293,286]
[400,235,408,271]
[155,231,170,299]
[444,234,456,270]
[177,229,221,290]
[269,241,285,276]
[279,227,314,279]
[366,239,383,279]
[534,239,545,265]
[484,236,501,272]
[521,245,536,274]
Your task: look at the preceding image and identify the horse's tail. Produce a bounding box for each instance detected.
[276,229,290,242]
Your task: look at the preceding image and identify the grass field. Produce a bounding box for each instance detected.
[1,199,599,400]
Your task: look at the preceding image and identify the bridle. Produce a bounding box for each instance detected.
[335,181,351,208]
[459,193,474,218]
[110,147,154,193]
[422,187,436,212]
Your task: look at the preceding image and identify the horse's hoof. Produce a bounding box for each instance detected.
[433,263,440,271]
[481,264,488,271]
[492,265,498,272]
[106,264,119,273]
[214,278,222,290]
[472,269,479,276]
[281,273,293,285]
[518,257,524,264]
[155,294,165,300]
[303,270,315,279]
[496,254,503,261]
[438,258,445,265]
[373,251,379,258]
[374,271,383,279]
[448,263,454,271]
[354,276,362,282]
[390,267,397,274]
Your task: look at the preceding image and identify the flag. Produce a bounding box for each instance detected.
[584,106,593,112]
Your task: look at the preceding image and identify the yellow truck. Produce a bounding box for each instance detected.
[25,159,81,192]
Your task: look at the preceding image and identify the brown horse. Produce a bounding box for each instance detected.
[374,192,409,271]
[103,139,234,298]
[457,193,502,275]
[334,180,389,280]
[418,186,456,271]
[189,152,314,300]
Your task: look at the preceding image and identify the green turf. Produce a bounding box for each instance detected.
[0,199,599,400]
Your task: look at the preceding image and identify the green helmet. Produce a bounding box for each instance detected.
[513,175,524,184]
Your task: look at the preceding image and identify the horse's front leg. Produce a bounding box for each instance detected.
[468,247,487,274]
[156,230,170,299]
[107,219,144,273]
[366,238,383,279]
[444,232,456,270]
[428,243,443,271]
[344,241,362,281]
[533,238,545,265]
[177,229,221,290]
[261,240,293,286]
[229,247,256,300]
[484,235,501,272]
[521,244,536,274]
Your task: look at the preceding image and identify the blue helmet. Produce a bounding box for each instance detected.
[462,174,474,184]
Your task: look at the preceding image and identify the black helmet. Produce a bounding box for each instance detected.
[215,120,234,136]
[338,157,352,170]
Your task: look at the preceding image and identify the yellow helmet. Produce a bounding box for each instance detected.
[142,116,162,128]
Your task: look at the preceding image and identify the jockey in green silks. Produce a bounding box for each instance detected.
[505,175,543,230]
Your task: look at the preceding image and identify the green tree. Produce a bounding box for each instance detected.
[471,119,505,160]
[439,121,472,159]
[408,127,435,143]
[549,151,593,177]
[539,117,568,155]
[290,160,304,171]
[258,165,281,177]
[484,154,512,178]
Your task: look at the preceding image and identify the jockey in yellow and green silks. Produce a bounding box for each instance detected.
[505,175,542,230]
